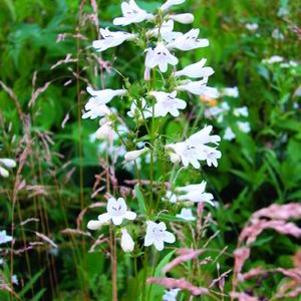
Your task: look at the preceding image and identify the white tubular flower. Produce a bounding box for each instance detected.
[163,288,181,301]
[221,87,239,98]
[234,106,249,117]
[262,55,284,64]
[166,141,204,169]
[175,58,214,78]
[0,230,13,245]
[120,228,135,252]
[167,29,209,51]
[144,221,175,251]
[187,125,221,145]
[146,20,182,44]
[149,91,186,117]
[83,87,126,119]
[0,167,9,178]
[147,20,174,38]
[160,0,185,12]
[87,197,136,229]
[0,159,16,168]
[237,121,251,133]
[124,147,148,161]
[166,126,221,169]
[201,145,222,167]
[245,23,258,31]
[177,80,219,98]
[92,28,136,52]
[86,86,127,104]
[169,13,194,24]
[224,127,235,141]
[113,0,154,26]
[176,181,214,205]
[145,43,178,73]
[176,208,196,221]
[0,158,16,178]
[95,119,116,142]
[127,98,152,119]
[165,190,178,203]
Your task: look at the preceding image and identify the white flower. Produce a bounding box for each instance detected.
[280,61,298,68]
[149,91,186,117]
[95,119,116,142]
[175,58,214,79]
[127,98,152,119]
[166,126,221,169]
[146,20,182,44]
[165,190,178,203]
[163,288,181,301]
[147,20,174,38]
[176,208,195,221]
[87,197,136,228]
[0,159,16,168]
[176,181,214,205]
[272,28,284,40]
[169,13,194,24]
[224,127,235,141]
[120,228,135,252]
[0,158,16,178]
[12,275,18,286]
[234,106,249,117]
[82,87,126,119]
[160,0,185,11]
[245,23,258,31]
[262,55,284,64]
[86,86,127,104]
[113,0,154,26]
[187,125,221,145]
[82,98,111,120]
[220,87,239,98]
[177,79,219,98]
[0,258,4,265]
[145,43,178,73]
[0,230,13,244]
[167,29,209,51]
[144,221,175,251]
[92,28,136,52]
[124,147,148,161]
[201,145,222,167]
[237,121,251,133]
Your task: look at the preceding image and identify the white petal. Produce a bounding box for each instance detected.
[0,166,9,178]
[125,211,137,220]
[87,220,103,230]
[154,240,164,251]
[164,231,176,243]
[0,159,16,168]
[144,234,154,247]
[112,216,123,225]
[97,213,111,224]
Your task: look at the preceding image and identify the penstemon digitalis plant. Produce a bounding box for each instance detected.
[84,0,222,299]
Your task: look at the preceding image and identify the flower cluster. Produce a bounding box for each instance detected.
[84,0,222,257]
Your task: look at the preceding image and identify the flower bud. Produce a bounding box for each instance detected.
[124,147,148,161]
[120,229,134,252]
[169,13,194,24]
[160,0,185,12]
[0,166,9,178]
[0,159,16,168]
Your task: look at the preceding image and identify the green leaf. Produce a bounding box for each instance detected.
[134,184,146,214]
[19,269,44,298]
